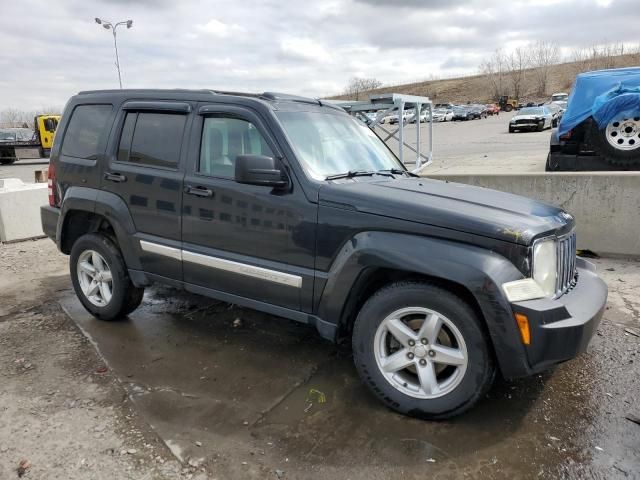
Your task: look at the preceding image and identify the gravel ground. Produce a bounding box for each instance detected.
[1,238,638,479]
[0,239,211,479]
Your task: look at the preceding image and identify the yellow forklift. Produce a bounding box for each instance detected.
[498,96,518,112]
[0,114,60,164]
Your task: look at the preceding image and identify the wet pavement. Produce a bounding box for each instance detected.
[59,257,640,479]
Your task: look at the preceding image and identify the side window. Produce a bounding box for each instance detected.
[61,105,112,159]
[117,112,186,169]
[199,116,274,178]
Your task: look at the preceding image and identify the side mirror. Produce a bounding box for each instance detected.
[235,155,288,189]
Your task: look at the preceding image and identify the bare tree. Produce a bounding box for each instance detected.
[530,41,560,95]
[0,108,22,127]
[343,77,383,100]
[479,48,508,100]
[507,47,530,99]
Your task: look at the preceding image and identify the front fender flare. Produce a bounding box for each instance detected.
[316,231,529,379]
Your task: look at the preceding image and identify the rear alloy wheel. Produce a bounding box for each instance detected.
[352,282,495,419]
[588,117,640,167]
[70,233,144,320]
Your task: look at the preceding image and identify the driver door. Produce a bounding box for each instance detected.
[181,104,317,311]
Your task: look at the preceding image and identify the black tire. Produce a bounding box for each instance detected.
[70,233,144,320]
[509,127,516,133]
[588,121,640,167]
[352,282,495,420]
[503,104,513,112]
[537,122,544,132]
[0,159,16,165]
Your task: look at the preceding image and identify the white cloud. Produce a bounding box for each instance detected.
[0,0,638,109]
[280,36,332,62]
[196,18,243,38]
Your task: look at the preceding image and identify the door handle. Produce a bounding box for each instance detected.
[104,172,127,183]
[184,185,213,198]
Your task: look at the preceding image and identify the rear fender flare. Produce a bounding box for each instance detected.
[58,187,141,270]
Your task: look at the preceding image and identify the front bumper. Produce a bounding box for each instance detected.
[510,258,607,375]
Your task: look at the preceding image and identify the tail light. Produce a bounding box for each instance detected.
[47,163,58,207]
[559,129,573,141]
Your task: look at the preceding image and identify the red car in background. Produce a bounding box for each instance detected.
[486,104,500,115]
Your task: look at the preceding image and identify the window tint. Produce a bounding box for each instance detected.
[199,117,274,178]
[118,112,186,168]
[61,105,112,159]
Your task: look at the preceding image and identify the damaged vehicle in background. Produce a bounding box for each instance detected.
[42,89,607,420]
[547,67,640,171]
[509,106,553,132]
[432,108,453,122]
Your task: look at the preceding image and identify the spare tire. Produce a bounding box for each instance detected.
[588,117,640,166]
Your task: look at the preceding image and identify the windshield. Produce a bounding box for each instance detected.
[0,128,32,142]
[276,111,403,180]
[519,107,545,115]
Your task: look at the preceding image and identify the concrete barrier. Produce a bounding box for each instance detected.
[0,178,47,242]
[426,172,640,257]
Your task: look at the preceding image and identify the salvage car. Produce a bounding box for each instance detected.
[509,106,553,132]
[451,105,474,121]
[547,67,640,171]
[432,108,453,122]
[42,89,607,419]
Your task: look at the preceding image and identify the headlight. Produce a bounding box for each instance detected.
[502,238,557,302]
[532,238,557,297]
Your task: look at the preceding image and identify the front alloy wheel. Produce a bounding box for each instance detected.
[352,282,495,419]
[374,307,467,399]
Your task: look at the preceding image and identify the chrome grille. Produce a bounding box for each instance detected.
[556,232,577,296]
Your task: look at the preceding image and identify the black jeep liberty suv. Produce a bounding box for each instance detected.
[41,89,608,419]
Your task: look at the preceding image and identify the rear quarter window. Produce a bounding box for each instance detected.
[61,104,112,159]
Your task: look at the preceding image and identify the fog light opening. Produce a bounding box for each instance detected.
[515,313,531,345]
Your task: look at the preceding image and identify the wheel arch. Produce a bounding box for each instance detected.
[58,187,142,270]
[316,232,530,379]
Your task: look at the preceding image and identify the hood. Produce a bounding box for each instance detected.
[512,114,542,120]
[319,177,574,245]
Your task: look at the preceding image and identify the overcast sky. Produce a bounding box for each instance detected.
[0,0,637,110]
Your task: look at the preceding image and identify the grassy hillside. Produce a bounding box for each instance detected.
[331,53,640,104]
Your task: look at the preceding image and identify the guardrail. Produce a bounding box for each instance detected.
[426,172,640,257]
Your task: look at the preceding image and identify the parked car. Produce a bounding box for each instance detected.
[451,106,474,121]
[544,102,563,127]
[432,108,453,122]
[509,106,554,132]
[551,92,569,103]
[485,104,500,116]
[42,89,607,420]
[547,67,640,171]
[467,104,487,119]
[408,110,429,123]
[389,110,413,125]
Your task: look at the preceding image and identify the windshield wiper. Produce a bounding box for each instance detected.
[376,168,419,178]
[325,170,377,180]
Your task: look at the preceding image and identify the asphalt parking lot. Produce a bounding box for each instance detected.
[1,239,639,479]
[379,112,552,174]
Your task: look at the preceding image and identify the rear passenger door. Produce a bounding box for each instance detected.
[102,101,192,281]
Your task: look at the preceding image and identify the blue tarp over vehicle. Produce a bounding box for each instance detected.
[558,67,640,136]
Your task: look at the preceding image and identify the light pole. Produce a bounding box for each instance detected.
[95,18,133,89]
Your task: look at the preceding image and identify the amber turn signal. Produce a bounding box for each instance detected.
[514,313,531,345]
